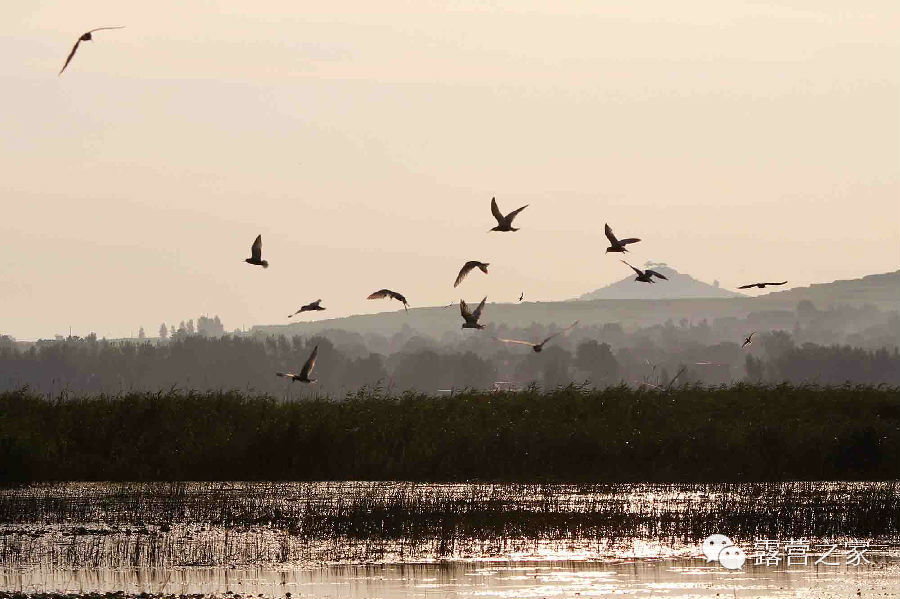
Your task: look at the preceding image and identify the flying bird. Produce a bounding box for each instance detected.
[59,27,126,76]
[604,224,641,253]
[621,260,667,283]
[489,197,529,232]
[493,321,579,353]
[738,281,788,289]
[244,234,269,268]
[741,332,757,349]
[518,292,524,302]
[460,296,488,329]
[454,260,489,287]
[367,289,409,311]
[275,345,318,383]
[288,299,325,318]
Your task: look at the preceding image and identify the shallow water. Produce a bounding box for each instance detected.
[1,482,899,597]
[2,559,899,598]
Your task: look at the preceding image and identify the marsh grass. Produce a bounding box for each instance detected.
[1,385,899,483]
[0,481,898,568]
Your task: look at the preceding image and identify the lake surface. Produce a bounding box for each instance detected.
[1,482,898,597]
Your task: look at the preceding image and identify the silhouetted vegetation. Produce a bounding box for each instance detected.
[1,385,898,484]
[0,299,898,397]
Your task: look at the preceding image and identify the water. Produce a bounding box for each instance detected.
[1,482,898,597]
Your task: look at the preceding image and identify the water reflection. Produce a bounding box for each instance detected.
[2,559,898,598]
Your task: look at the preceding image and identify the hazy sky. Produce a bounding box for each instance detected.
[2,1,898,340]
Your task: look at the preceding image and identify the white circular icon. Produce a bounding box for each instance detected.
[702,534,733,562]
[718,544,747,570]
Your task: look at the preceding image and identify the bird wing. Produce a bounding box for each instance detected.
[620,260,643,276]
[605,224,619,245]
[59,39,82,75]
[737,283,756,289]
[312,299,322,307]
[618,238,641,245]
[506,204,529,223]
[646,269,668,280]
[390,291,408,306]
[367,289,392,300]
[87,26,126,33]
[472,296,487,320]
[766,281,788,286]
[299,345,318,378]
[493,337,536,347]
[250,235,263,261]
[490,197,504,224]
[276,372,296,378]
[454,261,478,287]
[459,299,473,321]
[540,320,579,345]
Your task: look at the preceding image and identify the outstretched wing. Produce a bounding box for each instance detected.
[454,261,478,287]
[618,237,641,245]
[604,223,619,245]
[460,299,473,322]
[250,234,263,261]
[493,336,536,347]
[390,291,409,307]
[506,204,528,224]
[299,345,318,378]
[490,197,504,224]
[59,38,82,75]
[737,283,757,289]
[275,372,296,378]
[472,296,487,320]
[367,289,392,300]
[646,269,668,280]
[620,260,643,276]
[540,320,579,345]
[766,281,788,286]
[87,26,126,33]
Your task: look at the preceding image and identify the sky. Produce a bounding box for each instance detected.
[1,1,898,340]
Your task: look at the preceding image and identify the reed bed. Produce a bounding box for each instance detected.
[0,482,898,569]
[2,385,899,483]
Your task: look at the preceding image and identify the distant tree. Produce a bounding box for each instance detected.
[575,340,620,386]
[138,327,146,340]
[761,330,795,360]
[159,323,168,340]
[745,354,765,382]
[186,319,195,335]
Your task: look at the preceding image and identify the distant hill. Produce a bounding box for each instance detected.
[749,270,900,312]
[578,262,743,300]
[251,270,900,340]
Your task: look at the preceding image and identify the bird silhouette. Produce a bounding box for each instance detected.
[738,281,788,289]
[489,197,529,232]
[367,289,409,311]
[59,27,126,76]
[493,321,579,352]
[621,260,667,283]
[244,235,268,268]
[741,332,757,349]
[604,223,641,253]
[288,299,325,318]
[518,292,524,302]
[275,345,318,383]
[454,260,489,287]
[460,296,488,329]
